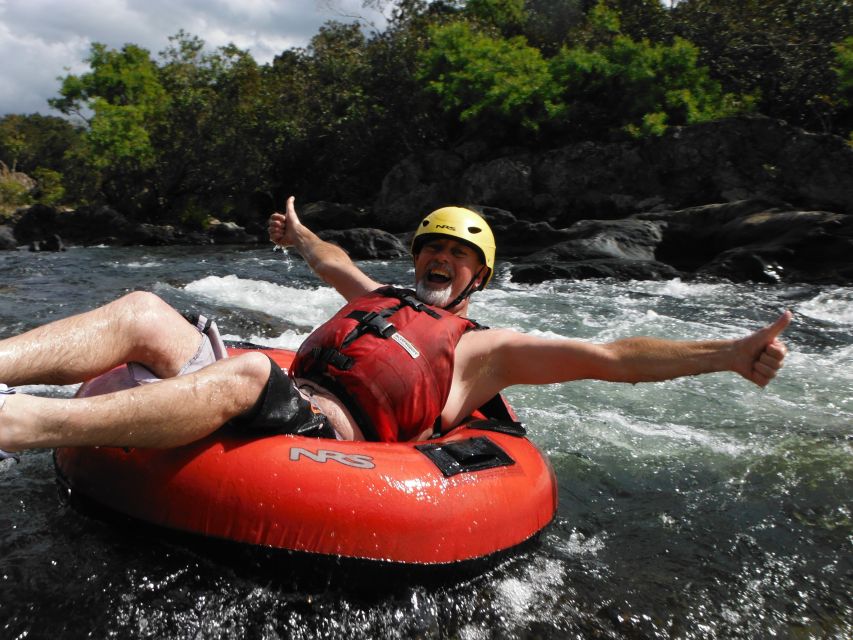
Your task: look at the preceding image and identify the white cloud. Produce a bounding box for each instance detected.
[0,0,386,116]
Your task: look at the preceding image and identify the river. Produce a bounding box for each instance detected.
[1,245,850,639]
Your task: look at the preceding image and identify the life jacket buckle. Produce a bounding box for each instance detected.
[360,311,397,338]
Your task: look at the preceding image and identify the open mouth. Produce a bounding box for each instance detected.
[427,268,452,284]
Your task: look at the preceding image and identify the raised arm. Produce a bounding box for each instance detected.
[268,196,383,301]
[454,311,792,412]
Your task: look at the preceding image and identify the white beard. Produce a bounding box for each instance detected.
[416,280,453,308]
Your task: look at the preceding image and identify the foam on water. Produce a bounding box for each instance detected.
[493,558,565,628]
[797,288,853,325]
[184,275,345,329]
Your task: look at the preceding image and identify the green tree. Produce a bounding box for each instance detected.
[670,0,853,134]
[0,114,80,175]
[154,32,270,225]
[464,0,527,35]
[50,43,169,212]
[550,2,750,137]
[417,21,559,139]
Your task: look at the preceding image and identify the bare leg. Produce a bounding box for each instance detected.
[0,291,203,386]
[0,352,271,451]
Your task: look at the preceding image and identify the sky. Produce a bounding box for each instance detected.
[0,0,387,117]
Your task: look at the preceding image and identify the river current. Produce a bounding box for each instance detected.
[1,245,850,639]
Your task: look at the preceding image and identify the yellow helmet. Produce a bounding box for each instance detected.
[411,206,496,286]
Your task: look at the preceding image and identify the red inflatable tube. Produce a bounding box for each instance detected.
[54,347,557,565]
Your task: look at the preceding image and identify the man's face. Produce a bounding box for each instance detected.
[413,237,485,308]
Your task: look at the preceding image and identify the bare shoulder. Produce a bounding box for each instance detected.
[455,328,520,382]
[457,327,518,355]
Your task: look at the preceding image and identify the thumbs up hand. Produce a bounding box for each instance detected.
[734,310,792,387]
[268,196,302,249]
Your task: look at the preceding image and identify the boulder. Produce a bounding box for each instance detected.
[62,205,134,244]
[461,155,534,212]
[694,210,853,284]
[300,201,371,231]
[28,234,65,252]
[208,221,257,244]
[13,204,62,244]
[637,200,853,283]
[318,228,407,259]
[525,219,664,263]
[372,149,467,230]
[511,259,681,283]
[0,225,17,250]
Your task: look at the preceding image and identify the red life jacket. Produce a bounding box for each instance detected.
[290,287,476,442]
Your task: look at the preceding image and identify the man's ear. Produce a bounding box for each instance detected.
[474,265,489,291]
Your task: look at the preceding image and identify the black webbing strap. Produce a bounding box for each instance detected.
[431,415,443,439]
[310,346,354,371]
[347,310,397,338]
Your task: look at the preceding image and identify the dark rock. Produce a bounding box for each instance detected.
[13,204,61,244]
[638,200,853,283]
[372,149,466,230]
[208,221,257,244]
[375,116,853,230]
[527,219,664,262]
[693,210,853,284]
[461,155,534,211]
[28,234,66,252]
[43,234,65,251]
[128,223,180,246]
[697,249,789,284]
[317,228,407,259]
[14,204,135,246]
[62,205,133,244]
[640,199,788,270]
[511,259,681,283]
[533,141,649,224]
[300,201,370,231]
[0,226,16,250]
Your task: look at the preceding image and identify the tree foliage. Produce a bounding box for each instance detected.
[550,4,750,138]
[418,21,558,135]
[669,0,853,133]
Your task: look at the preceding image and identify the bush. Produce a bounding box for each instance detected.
[0,177,32,212]
[418,21,559,135]
[31,168,65,206]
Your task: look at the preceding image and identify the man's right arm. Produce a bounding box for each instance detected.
[268,196,383,301]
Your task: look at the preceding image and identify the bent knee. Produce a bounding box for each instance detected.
[113,292,200,372]
[116,291,169,316]
[229,352,273,393]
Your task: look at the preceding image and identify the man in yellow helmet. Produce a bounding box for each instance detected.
[0,197,790,452]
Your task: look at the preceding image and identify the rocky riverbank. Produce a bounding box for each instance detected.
[2,116,851,285]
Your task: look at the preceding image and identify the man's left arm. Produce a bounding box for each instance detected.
[486,311,791,390]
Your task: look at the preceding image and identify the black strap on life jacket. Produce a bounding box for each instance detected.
[309,346,354,371]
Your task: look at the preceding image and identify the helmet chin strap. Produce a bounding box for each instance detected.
[442,266,487,311]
